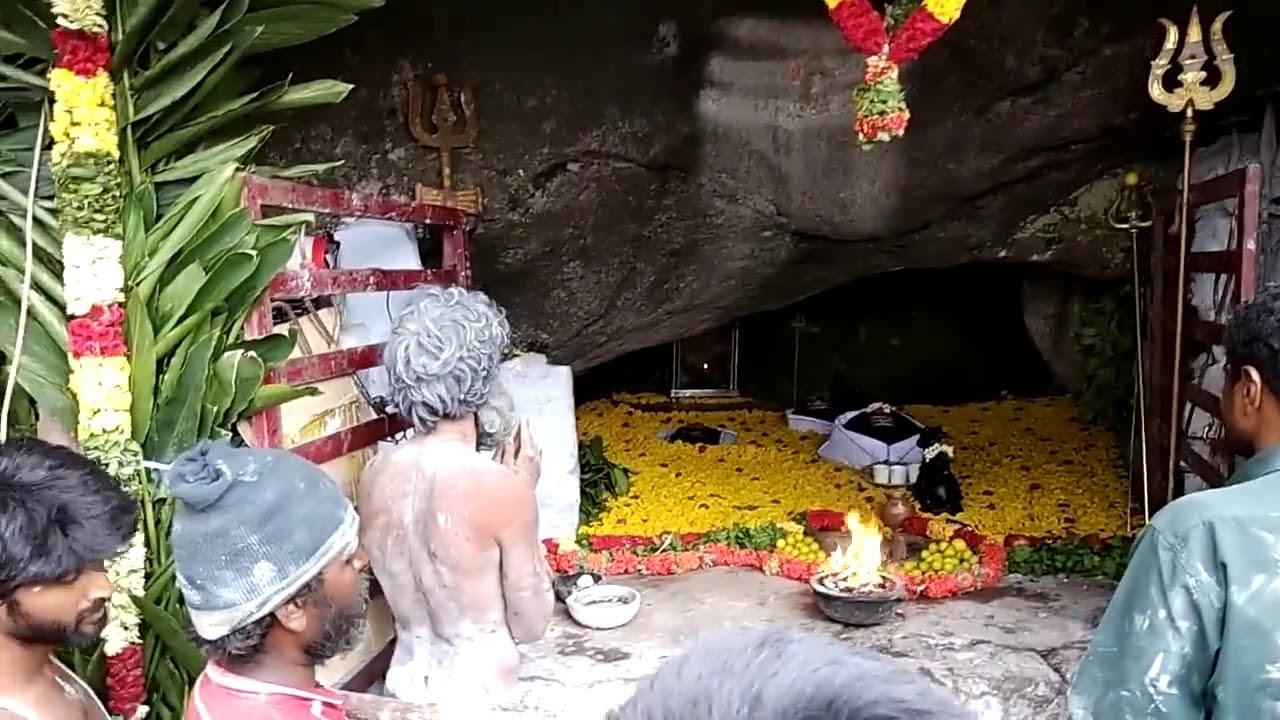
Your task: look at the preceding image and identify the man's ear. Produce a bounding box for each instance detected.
[1241,366,1266,410]
[273,597,309,634]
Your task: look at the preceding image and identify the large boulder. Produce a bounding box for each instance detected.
[264,0,1280,370]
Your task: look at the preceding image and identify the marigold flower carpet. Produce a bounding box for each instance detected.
[577,395,1130,539]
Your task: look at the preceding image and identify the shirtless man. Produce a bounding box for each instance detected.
[0,438,138,720]
[359,286,554,710]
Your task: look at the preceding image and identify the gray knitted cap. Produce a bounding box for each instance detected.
[165,440,359,641]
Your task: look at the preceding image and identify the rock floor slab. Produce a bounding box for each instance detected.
[508,569,1114,719]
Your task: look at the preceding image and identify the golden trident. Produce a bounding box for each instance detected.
[406,71,483,215]
[1147,5,1235,502]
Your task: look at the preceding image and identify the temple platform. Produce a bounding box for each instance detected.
[346,570,1112,719]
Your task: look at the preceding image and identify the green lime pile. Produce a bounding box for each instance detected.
[775,533,827,564]
[902,538,977,579]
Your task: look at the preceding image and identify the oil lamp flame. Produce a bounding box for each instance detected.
[821,511,887,588]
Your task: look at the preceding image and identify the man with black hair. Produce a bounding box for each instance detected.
[168,441,370,720]
[608,628,973,720]
[1069,286,1280,720]
[0,438,138,720]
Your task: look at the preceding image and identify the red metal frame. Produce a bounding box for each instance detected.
[240,176,471,464]
[1141,164,1261,507]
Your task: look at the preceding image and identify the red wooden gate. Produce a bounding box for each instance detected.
[1141,164,1261,510]
[239,175,471,464]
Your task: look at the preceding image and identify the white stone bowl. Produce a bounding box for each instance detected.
[565,584,641,630]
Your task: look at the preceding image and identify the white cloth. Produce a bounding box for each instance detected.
[818,408,924,469]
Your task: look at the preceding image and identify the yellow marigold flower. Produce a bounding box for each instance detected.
[579,396,1127,539]
[48,69,119,163]
[70,356,132,411]
[51,0,108,33]
[923,0,966,25]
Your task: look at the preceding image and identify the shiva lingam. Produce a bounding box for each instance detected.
[811,510,906,626]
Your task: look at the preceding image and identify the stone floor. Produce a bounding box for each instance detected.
[500,569,1114,719]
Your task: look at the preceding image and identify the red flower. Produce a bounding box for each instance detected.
[68,304,128,358]
[899,515,930,537]
[51,28,112,77]
[674,551,703,574]
[584,552,610,574]
[640,554,676,576]
[863,55,899,84]
[605,551,640,576]
[887,9,949,65]
[828,0,888,56]
[589,534,655,551]
[105,644,145,718]
[806,509,846,532]
[921,573,961,599]
[547,549,582,575]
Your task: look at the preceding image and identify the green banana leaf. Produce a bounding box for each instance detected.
[132,594,206,677]
[238,6,359,54]
[147,331,216,462]
[126,292,157,447]
[227,329,296,367]
[0,288,73,429]
[243,383,321,417]
[0,266,67,349]
[223,351,264,426]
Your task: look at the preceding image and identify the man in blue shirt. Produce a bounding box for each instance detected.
[1069,287,1280,719]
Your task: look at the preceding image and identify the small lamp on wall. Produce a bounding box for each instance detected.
[670,324,740,399]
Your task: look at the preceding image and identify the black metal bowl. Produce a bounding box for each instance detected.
[810,574,905,626]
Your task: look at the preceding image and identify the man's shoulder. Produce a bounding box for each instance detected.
[187,667,346,720]
[1150,474,1280,538]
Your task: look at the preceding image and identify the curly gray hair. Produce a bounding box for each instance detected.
[608,628,973,720]
[384,286,515,450]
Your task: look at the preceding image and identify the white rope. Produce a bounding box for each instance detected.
[0,103,47,443]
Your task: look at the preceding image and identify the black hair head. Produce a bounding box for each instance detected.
[0,438,138,599]
[1225,286,1280,397]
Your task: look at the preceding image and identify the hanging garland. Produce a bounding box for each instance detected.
[47,1,148,717]
[823,0,968,146]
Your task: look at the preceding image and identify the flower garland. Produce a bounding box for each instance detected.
[47,4,147,717]
[823,0,968,146]
[545,509,1005,601]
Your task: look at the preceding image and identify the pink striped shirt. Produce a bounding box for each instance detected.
[185,663,346,720]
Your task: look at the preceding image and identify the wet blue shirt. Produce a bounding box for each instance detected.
[1067,445,1280,719]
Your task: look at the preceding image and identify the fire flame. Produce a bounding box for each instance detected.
[821,511,886,588]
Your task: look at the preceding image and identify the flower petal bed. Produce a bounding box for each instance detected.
[576,395,1130,539]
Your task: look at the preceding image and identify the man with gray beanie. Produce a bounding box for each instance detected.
[165,440,371,720]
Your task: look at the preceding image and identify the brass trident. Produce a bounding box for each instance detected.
[406,72,482,215]
[1147,6,1235,503]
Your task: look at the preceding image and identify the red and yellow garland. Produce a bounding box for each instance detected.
[545,508,1005,601]
[47,2,147,717]
[823,0,967,146]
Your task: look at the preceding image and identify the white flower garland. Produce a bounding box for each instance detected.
[100,530,145,656]
[923,443,954,462]
[61,233,125,315]
[50,0,108,32]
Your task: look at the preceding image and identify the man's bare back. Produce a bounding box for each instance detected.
[359,426,553,708]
